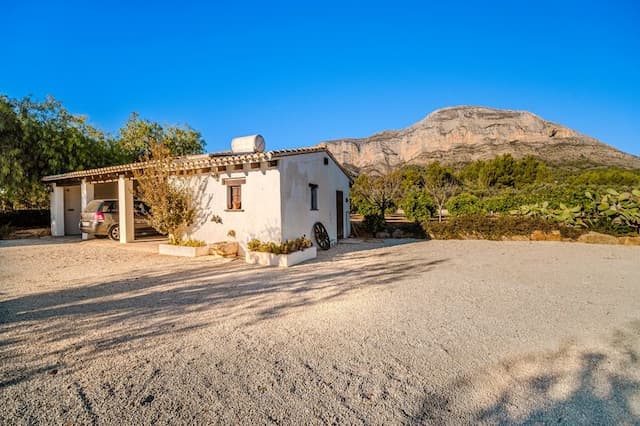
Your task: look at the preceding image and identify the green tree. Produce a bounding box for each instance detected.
[0,95,120,209]
[401,189,436,223]
[446,193,484,216]
[0,97,24,210]
[458,154,549,189]
[118,112,204,161]
[351,172,402,218]
[0,95,207,210]
[424,162,459,222]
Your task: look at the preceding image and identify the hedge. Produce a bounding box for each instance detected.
[423,214,585,240]
[0,209,50,228]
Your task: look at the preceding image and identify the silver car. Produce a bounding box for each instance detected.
[80,199,156,240]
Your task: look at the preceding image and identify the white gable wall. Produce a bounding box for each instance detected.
[279,152,351,244]
[180,167,282,252]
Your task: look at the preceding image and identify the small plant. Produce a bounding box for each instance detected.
[247,236,313,254]
[171,238,205,247]
[211,214,222,224]
[247,238,261,251]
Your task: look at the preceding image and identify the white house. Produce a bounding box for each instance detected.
[42,136,352,253]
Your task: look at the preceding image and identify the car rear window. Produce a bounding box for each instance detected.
[102,201,118,213]
[84,200,103,212]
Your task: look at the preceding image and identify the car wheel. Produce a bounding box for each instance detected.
[108,224,120,241]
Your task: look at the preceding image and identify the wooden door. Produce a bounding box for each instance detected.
[64,186,82,235]
[336,191,344,239]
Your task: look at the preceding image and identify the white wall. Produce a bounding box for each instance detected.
[279,152,351,244]
[80,179,94,240]
[182,166,282,252]
[50,184,65,237]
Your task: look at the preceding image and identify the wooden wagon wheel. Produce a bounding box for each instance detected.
[313,222,331,250]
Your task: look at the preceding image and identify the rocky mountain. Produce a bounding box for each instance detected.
[319,106,640,173]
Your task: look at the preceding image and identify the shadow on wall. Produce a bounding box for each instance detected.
[182,175,214,232]
[414,321,640,424]
[0,241,444,390]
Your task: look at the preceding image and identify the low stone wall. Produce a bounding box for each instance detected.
[503,231,640,245]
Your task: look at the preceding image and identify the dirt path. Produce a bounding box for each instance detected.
[1,239,639,424]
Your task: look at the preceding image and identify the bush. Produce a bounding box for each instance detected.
[445,193,484,216]
[423,214,584,240]
[401,190,436,223]
[133,143,196,244]
[0,223,16,239]
[509,188,640,235]
[362,214,386,234]
[0,209,50,228]
[481,194,531,214]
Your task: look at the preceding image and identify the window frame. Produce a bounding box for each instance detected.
[223,178,246,212]
[227,185,242,211]
[309,183,319,211]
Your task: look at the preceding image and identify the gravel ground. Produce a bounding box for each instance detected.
[0,238,639,425]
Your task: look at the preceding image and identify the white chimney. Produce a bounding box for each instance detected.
[231,134,265,153]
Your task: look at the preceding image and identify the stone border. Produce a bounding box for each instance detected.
[159,243,210,257]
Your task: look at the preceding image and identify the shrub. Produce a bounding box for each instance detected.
[133,143,197,244]
[423,214,584,240]
[362,214,386,234]
[401,190,436,223]
[0,209,50,228]
[0,223,16,239]
[510,188,640,235]
[585,188,640,234]
[445,193,484,216]
[481,194,531,214]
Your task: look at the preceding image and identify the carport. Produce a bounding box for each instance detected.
[43,169,137,243]
[42,154,226,244]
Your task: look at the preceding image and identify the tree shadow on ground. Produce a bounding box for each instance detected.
[414,321,640,424]
[0,240,445,390]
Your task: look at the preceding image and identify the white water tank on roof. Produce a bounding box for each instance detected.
[231,134,265,153]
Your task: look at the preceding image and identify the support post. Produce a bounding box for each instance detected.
[80,179,95,240]
[118,175,134,243]
[50,183,65,237]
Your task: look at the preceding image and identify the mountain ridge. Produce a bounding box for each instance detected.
[318,106,640,173]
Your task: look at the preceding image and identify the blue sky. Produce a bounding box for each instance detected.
[2,1,639,155]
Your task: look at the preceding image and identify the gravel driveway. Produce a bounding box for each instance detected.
[1,238,639,424]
